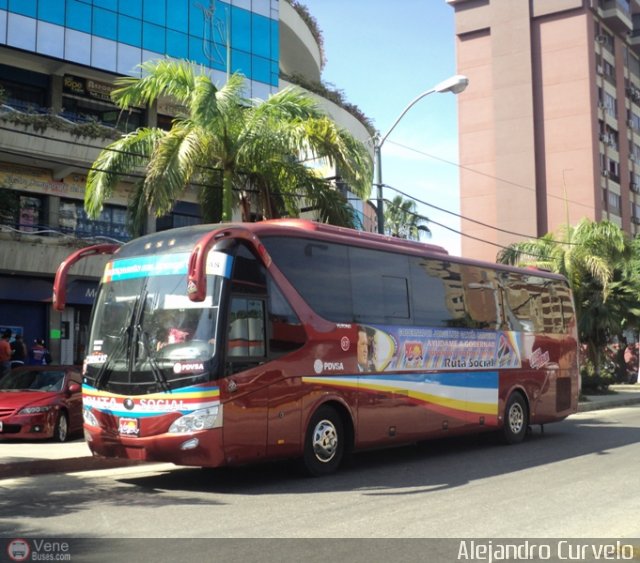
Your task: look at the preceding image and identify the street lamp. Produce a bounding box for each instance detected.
[373,74,469,234]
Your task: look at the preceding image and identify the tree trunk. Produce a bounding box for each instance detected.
[222,168,234,222]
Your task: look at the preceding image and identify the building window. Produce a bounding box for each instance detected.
[606,158,620,182]
[155,201,202,231]
[0,64,48,112]
[59,200,130,241]
[596,26,614,52]
[61,74,142,132]
[629,55,640,81]
[0,192,44,232]
[604,92,617,118]
[607,191,622,215]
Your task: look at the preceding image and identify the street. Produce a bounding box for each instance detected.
[1,407,639,541]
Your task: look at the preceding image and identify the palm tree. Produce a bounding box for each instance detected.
[85,59,372,232]
[497,218,640,373]
[383,195,430,241]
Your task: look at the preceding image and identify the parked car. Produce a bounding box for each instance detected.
[0,365,82,442]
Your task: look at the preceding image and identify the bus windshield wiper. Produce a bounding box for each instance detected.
[93,325,129,390]
[137,324,170,392]
[129,284,170,392]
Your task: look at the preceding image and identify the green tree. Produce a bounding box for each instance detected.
[384,195,430,241]
[85,59,372,232]
[497,219,640,374]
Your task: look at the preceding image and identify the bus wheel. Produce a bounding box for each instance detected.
[303,406,344,477]
[53,411,69,443]
[503,392,528,445]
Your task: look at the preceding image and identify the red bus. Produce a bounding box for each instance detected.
[53,220,580,475]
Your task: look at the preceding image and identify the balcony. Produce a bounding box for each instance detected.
[599,0,632,33]
[279,0,322,82]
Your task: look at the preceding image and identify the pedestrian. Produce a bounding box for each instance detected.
[31,338,51,365]
[10,333,28,367]
[0,329,12,377]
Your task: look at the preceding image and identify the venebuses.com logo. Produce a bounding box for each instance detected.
[6,538,71,561]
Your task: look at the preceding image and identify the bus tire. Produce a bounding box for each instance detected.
[303,405,344,477]
[53,411,69,443]
[503,392,528,445]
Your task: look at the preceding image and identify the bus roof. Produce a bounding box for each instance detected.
[115,219,449,258]
[115,219,567,283]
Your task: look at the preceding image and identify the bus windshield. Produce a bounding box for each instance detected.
[85,251,227,394]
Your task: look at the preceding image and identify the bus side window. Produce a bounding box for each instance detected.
[267,277,306,356]
[227,296,266,360]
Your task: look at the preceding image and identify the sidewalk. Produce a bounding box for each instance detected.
[577,383,640,412]
[1,385,639,479]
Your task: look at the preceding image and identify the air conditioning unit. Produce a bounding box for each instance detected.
[631,182,638,191]
[599,132,608,142]
[631,153,637,162]
[603,170,610,177]
[633,216,640,224]
[598,101,605,109]
[596,34,608,45]
[597,64,604,75]
[628,119,635,129]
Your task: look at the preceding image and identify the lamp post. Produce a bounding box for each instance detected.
[374,74,469,234]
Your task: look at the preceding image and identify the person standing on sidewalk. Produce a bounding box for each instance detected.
[0,329,12,377]
[30,338,51,365]
[10,334,28,367]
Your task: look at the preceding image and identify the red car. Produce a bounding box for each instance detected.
[0,365,82,442]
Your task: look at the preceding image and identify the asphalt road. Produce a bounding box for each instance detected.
[1,407,639,546]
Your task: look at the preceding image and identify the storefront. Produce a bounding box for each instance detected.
[0,276,98,365]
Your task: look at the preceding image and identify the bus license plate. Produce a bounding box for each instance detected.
[118,417,139,436]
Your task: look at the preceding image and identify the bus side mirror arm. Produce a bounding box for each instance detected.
[53,243,120,311]
[188,231,222,302]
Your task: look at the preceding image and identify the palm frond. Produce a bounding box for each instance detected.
[143,125,207,216]
[112,59,200,109]
[85,128,166,218]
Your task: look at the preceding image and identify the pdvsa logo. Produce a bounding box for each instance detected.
[7,539,30,562]
[313,359,344,374]
[173,362,205,374]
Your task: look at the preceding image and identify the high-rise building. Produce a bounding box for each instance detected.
[447,0,640,262]
[0,0,373,363]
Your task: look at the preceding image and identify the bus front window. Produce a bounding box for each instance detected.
[86,272,224,391]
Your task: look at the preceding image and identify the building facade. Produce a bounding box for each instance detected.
[448,0,640,262]
[0,0,373,364]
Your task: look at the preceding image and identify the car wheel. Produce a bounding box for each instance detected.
[303,405,344,477]
[503,392,528,444]
[53,411,69,443]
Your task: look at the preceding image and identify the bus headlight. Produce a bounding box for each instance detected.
[83,408,99,427]
[168,405,222,434]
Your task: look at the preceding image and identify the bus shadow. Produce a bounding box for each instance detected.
[117,413,638,495]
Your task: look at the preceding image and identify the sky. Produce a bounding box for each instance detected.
[300,0,463,254]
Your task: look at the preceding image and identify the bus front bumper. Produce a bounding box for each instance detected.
[84,424,226,468]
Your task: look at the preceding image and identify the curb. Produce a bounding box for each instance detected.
[578,396,640,413]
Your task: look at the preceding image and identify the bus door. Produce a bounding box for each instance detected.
[220,293,270,464]
[218,242,305,465]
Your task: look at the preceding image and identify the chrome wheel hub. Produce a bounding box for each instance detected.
[312,419,338,463]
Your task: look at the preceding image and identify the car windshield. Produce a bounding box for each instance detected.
[0,369,65,391]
